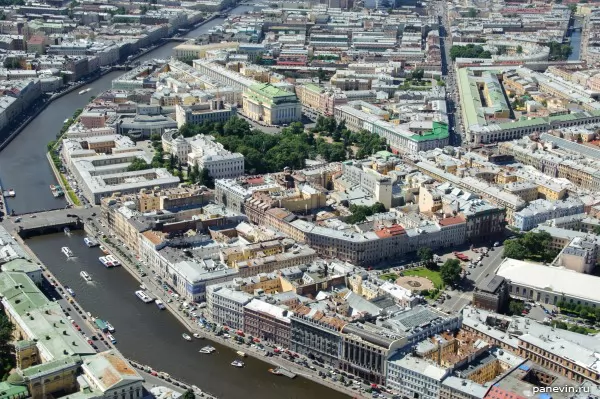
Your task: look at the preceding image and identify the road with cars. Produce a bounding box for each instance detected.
[441,244,505,313]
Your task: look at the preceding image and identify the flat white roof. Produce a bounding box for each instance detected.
[496,258,600,304]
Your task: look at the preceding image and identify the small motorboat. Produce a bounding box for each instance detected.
[106,321,115,333]
[193,333,203,339]
[155,299,166,310]
[62,247,74,257]
[80,271,92,282]
[199,346,216,354]
[65,286,75,296]
[236,351,246,357]
[182,333,192,341]
[107,333,117,344]
[231,360,244,368]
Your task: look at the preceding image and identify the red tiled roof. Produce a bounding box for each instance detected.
[374,224,406,238]
[438,216,465,226]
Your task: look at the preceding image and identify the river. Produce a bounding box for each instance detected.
[0,6,248,216]
[26,230,349,399]
[569,16,583,61]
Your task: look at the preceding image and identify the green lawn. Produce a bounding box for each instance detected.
[60,174,81,206]
[403,268,444,289]
[380,273,399,282]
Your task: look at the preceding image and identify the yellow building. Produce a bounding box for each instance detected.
[220,239,289,266]
[296,84,324,112]
[173,42,239,59]
[242,83,301,125]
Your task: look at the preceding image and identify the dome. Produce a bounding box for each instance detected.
[6,371,25,386]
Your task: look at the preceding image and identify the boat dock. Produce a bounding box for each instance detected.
[273,367,297,379]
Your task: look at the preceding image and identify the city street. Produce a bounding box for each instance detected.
[441,245,505,313]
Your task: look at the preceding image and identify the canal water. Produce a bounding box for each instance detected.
[26,230,349,399]
[569,17,583,61]
[0,6,249,215]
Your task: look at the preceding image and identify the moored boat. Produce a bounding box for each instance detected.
[99,256,113,268]
[65,286,75,296]
[105,255,120,266]
[99,245,109,254]
[182,333,192,341]
[155,299,166,310]
[64,227,70,235]
[50,185,64,197]
[135,290,153,303]
[193,333,203,339]
[236,351,246,357]
[84,237,99,247]
[106,333,117,344]
[95,319,108,332]
[199,346,216,354]
[62,247,74,257]
[231,360,244,368]
[106,321,115,333]
[80,271,92,282]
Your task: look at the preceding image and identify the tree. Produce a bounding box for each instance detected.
[509,300,524,315]
[449,44,492,61]
[516,45,523,54]
[503,239,527,260]
[127,158,151,172]
[198,168,214,189]
[183,390,195,399]
[440,259,462,285]
[0,312,14,380]
[467,8,477,18]
[417,247,434,266]
[411,68,425,81]
[317,68,326,82]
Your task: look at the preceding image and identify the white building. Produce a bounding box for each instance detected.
[162,132,244,179]
[206,284,253,330]
[495,258,600,307]
[386,354,450,399]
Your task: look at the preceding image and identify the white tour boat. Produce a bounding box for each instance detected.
[80,271,92,282]
[135,290,153,303]
[62,247,74,257]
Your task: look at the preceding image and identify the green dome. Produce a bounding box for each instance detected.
[6,371,25,386]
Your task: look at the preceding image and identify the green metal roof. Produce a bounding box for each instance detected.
[2,259,40,274]
[249,83,296,99]
[411,121,449,141]
[304,83,323,94]
[21,357,80,379]
[0,271,96,360]
[0,381,28,399]
[0,272,48,315]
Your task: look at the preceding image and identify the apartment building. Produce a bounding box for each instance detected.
[206,285,253,331]
[512,198,585,231]
[290,311,346,367]
[243,299,292,348]
[386,354,451,399]
[339,323,404,385]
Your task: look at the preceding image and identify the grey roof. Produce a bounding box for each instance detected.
[476,275,505,294]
